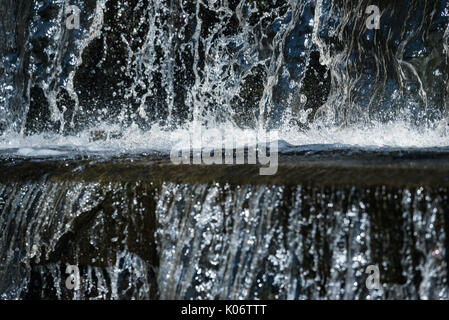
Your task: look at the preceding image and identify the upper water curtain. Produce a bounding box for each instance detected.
[0,0,448,139]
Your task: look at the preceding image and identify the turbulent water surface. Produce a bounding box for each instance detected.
[1,0,448,153]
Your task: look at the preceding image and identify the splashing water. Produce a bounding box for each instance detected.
[0,0,448,154]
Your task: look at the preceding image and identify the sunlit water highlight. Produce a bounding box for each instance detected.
[1,120,449,158]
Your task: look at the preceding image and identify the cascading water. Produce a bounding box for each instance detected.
[1,0,447,147]
[0,179,448,300]
[1,0,449,300]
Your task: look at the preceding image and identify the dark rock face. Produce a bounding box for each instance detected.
[0,157,448,300]
[0,0,32,133]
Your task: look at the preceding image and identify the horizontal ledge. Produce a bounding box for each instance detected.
[2,152,449,187]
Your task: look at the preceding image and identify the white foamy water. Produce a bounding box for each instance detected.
[1,120,449,158]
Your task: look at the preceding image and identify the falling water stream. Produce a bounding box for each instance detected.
[1,0,449,299]
[1,0,448,149]
[0,181,448,299]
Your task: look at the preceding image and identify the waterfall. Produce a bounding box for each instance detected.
[1,0,449,301]
[0,179,447,300]
[0,0,447,140]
